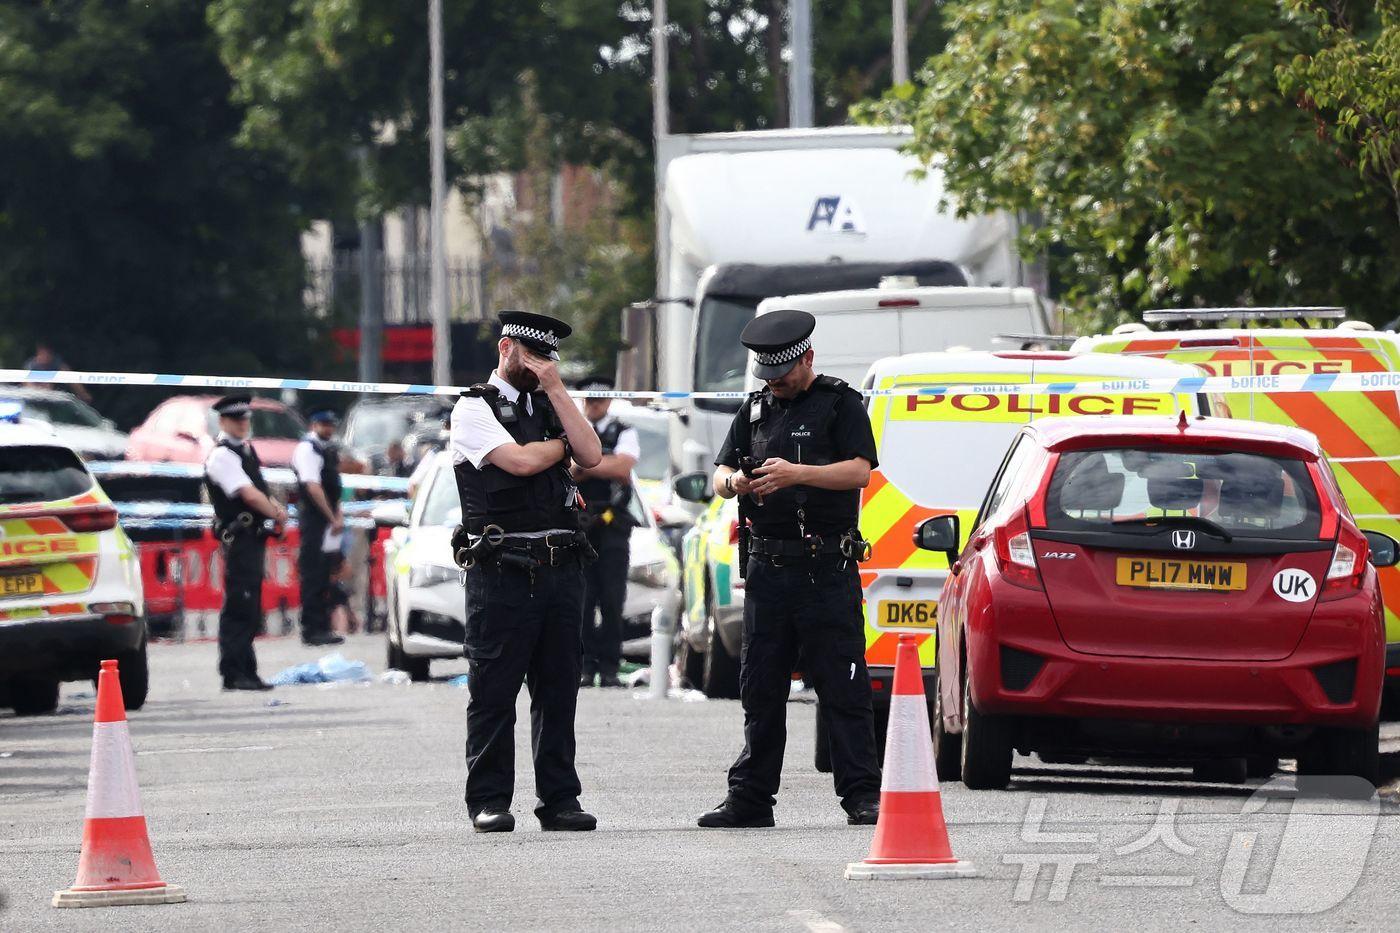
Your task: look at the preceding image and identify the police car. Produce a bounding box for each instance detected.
[0,414,147,715]
[379,454,679,681]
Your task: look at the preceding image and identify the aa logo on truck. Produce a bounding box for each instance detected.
[806,195,867,236]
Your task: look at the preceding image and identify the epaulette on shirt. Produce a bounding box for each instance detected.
[461,384,500,400]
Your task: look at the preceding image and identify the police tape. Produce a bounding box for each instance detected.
[112,498,405,532]
[88,461,410,494]
[7,366,1400,400]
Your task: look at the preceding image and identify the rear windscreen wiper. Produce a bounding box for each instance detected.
[1110,516,1233,543]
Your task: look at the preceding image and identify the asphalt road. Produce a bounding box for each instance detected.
[3,633,1399,932]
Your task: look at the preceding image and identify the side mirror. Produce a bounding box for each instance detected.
[1364,530,1399,568]
[371,501,410,529]
[914,514,961,564]
[672,471,712,503]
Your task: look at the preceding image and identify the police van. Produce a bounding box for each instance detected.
[846,350,1212,767]
[1072,307,1400,710]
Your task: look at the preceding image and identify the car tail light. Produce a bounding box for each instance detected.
[878,298,920,308]
[993,507,1042,591]
[1178,337,1241,348]
[1321,523,1369,601]
[60,505,118,533]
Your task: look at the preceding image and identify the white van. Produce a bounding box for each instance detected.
[746,284,1052,389]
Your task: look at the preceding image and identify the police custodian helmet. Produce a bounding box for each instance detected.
[741,309,816,380]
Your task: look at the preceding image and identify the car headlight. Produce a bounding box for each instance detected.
[409,564,460,588]
[629,558,673,589]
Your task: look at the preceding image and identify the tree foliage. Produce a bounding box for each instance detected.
[0,0,313,424]
[1282,1,1400,225]
[861,0,1400,329]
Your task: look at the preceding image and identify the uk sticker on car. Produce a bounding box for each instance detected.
[1272,568,1317,603]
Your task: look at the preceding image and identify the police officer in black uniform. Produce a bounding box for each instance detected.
[697,309,882,828]
[450,311,603,834]
[573,376,641,688]
[204,395,288,691]
[292,410,346,647]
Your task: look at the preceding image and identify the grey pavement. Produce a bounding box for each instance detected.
[2,633,1398,932]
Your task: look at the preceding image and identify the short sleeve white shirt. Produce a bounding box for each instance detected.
[205,433,253,497]
[596,415,641,462]
[451,371,529,469]
[292,434,324,485]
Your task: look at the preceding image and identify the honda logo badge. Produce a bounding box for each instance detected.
[1171,529,1197,550]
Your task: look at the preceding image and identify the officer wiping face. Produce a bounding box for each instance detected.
[448,310,604,835]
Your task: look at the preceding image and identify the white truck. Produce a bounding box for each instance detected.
[635,126,1041,474]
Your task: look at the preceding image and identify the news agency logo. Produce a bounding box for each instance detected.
[1171,529,1196,550]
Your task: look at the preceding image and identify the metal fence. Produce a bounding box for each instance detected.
[307,251,517,324]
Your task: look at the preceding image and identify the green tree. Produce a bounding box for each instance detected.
[1281,1,1400,225]
[0,0,314,425]
[860,0,1400,329]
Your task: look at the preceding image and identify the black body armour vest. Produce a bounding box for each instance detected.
[296,436,342,527]
[577,419,634,525]
[740,375,859,539]
[454,386,579,534]
[205,438,270,529]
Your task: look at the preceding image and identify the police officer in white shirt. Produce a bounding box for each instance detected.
[572,376,641,688]
[292,410,346,647]
[450,311,603,834]
[204,395,288,691]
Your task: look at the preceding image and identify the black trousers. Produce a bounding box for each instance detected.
[298,516,331,638]
[218,535,266,683]
[581,525,630,679]
[462,555,586,817]
[727,555,881,813]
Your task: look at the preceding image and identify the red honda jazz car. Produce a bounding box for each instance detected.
[921,414,1394,790]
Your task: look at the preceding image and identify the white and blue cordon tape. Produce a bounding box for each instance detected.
[5,367,1400,400]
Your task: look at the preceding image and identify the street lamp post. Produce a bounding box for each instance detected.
[429,0,450,386]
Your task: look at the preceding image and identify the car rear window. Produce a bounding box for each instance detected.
[1044,448,1322,540]
[0,445,95,504]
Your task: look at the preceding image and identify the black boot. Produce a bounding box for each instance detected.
[471,808,515,833]
[697,799,775,829]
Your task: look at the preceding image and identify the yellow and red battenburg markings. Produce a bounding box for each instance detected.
[1099,333,1400,646]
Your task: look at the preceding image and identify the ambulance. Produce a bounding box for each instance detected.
[847,350,1212,766]
[1072,307,1400,709]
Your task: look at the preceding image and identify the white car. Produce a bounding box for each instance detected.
[0,420,147,715]
[0,387,128,460]
[379,457,680,681]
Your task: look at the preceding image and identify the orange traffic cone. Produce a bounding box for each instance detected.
[52,659,186,908]
[846,634,977,880]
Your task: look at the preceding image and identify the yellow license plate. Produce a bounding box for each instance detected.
[0,572,45,598]
[878,600,938,629]
[1115,558,1246,591]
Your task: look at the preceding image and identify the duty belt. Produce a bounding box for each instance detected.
[748,534,848,560]
[498,532,589,567]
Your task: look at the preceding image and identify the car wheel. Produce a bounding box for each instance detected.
[10,676,60,716]
[814,705,832,773]
[1192,758,1248,784]
[1300,722,1381,788]
[700,588,740,699]
[674,629,705,690]
[1245,755,1279,779]
[118,635,150,711]
[932,672,962,782]
[959,660,1012,790]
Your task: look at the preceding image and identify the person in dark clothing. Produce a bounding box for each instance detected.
[203,395,288,691]
[293,409,346,647]
[697,309,882,829]
[450,311,603,834]
[573,376,640,688]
